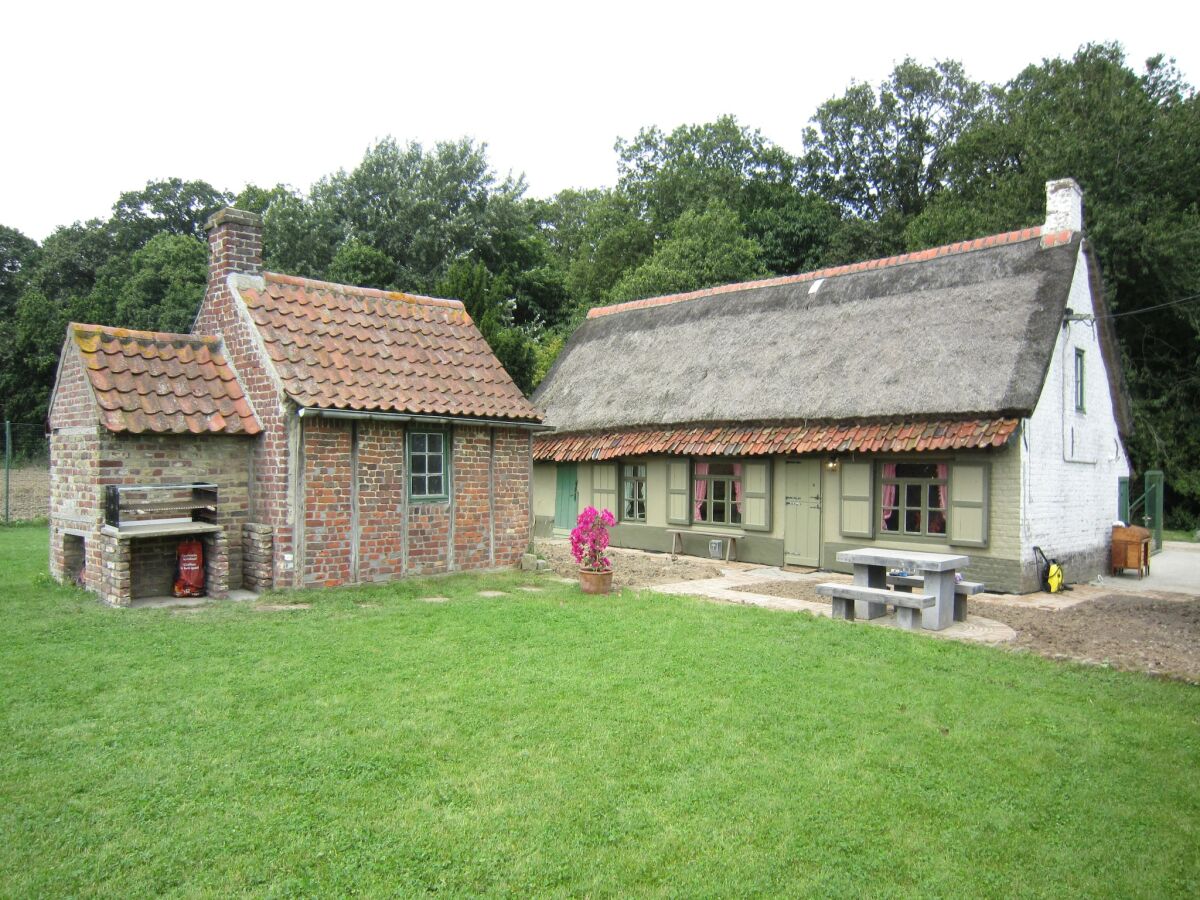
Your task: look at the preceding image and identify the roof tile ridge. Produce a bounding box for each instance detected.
[263,271,466,312]
[586,225,1047,320]
[69,322,220,346]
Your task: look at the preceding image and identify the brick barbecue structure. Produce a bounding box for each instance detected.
[48,208,544,606]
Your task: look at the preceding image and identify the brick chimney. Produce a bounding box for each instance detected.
[1044,179,1083,233]
[204,207,263,286]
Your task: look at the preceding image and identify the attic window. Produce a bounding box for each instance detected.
[1074,348,1086,412]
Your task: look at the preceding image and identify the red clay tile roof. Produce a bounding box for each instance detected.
[70,324,261,435]
[238,273,543,422]
[587,226,1071,319]
[533,419,1020,462]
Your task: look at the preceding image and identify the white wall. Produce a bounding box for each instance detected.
[1020,243,1130,562]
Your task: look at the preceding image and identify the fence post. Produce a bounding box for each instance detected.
[4,420,10,525]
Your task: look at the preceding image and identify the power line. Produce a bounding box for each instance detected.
[1098,292,1200,319]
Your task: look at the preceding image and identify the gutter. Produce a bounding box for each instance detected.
[295,406,554,432]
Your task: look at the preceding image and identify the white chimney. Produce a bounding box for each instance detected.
[1044,178,1083,233]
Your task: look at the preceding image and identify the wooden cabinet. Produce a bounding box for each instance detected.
[1111,525,1151,578]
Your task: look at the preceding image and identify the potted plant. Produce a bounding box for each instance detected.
[571,506,616,594]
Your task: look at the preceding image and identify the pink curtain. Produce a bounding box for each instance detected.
[936,463,948,509]
[733,463,743,514]
[693,462,709,519]
[882,463,898,530]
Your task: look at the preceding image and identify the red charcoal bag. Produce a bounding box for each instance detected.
[174,539,205,597]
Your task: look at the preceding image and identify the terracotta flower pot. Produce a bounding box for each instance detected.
[578,568,613,595]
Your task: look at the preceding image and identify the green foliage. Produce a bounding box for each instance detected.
[436,258,538,393]
[110,178,230,251]
[616,115,829,274]
[803,59,987,254]
[0,225,38,318]
[326,239,397,290]
[112,234,208,334]
[608,201,766,303]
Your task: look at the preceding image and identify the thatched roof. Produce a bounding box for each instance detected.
[534,230,1083,434]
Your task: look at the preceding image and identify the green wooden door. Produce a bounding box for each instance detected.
[554,464,578,532]
[784,460,821,566]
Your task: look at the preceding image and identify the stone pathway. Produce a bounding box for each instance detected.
[652,566,1017,644]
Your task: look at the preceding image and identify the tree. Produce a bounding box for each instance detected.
[608,201,766,303]
[0,225,38,318]
[615,115,829,274]
[110,179,230,251]
[802,59,988,251]
[112,233,208,334]
[327,239,397,290]
[436,257,539,393]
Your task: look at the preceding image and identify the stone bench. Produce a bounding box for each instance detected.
[888,575,984,622]
[816,582,934,631]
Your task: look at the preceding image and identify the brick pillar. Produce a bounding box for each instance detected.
[242,523,274,591]
[100,533,132,607]
[204,531,230,599]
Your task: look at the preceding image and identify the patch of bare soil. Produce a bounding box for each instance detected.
[732,579,1200,683]
[974,594,1200,683]
[254,603,311,612]
[534,539,723,589]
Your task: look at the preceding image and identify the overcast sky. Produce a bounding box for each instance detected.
[2,1,1196,240]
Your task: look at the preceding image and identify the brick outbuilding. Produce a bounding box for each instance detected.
[49,208,544,606]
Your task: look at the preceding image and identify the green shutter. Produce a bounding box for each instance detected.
[839,461,874,538]
[592,463,618,518]
[666,459,691,525]
[741,459,771,531]
[949,462,989,547]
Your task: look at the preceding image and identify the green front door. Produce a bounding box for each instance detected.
[554,464,578,532]
[784,459,821,566]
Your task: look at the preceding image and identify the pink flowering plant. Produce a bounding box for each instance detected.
[570,506,616,572]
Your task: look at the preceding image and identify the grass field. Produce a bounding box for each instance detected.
[1,522,1198,896]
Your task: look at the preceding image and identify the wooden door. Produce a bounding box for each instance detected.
[554,464,578,532]
[784,459,821,566]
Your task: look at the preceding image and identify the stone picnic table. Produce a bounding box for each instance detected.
[832,547,970,631]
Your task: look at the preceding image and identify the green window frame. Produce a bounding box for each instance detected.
[1074,348,1086,412]
[880,462,948,538]
[620,461,647,523]
[408,430,448,501]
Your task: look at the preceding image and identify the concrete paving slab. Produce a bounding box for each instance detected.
[1098,541,1199,595]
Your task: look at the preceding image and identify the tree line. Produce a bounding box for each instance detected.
[2,43,1197,525]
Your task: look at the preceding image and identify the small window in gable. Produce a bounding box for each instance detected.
[1074,348,1086,412]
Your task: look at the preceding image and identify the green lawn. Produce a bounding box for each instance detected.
[1,524,1197,897]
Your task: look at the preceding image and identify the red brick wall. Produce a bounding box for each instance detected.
[357,422,406,582]
[295,420,531,584]
[491,428,532,566]
[193,211,295,587]
[453,426,493,570]
[300,418,354,587]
